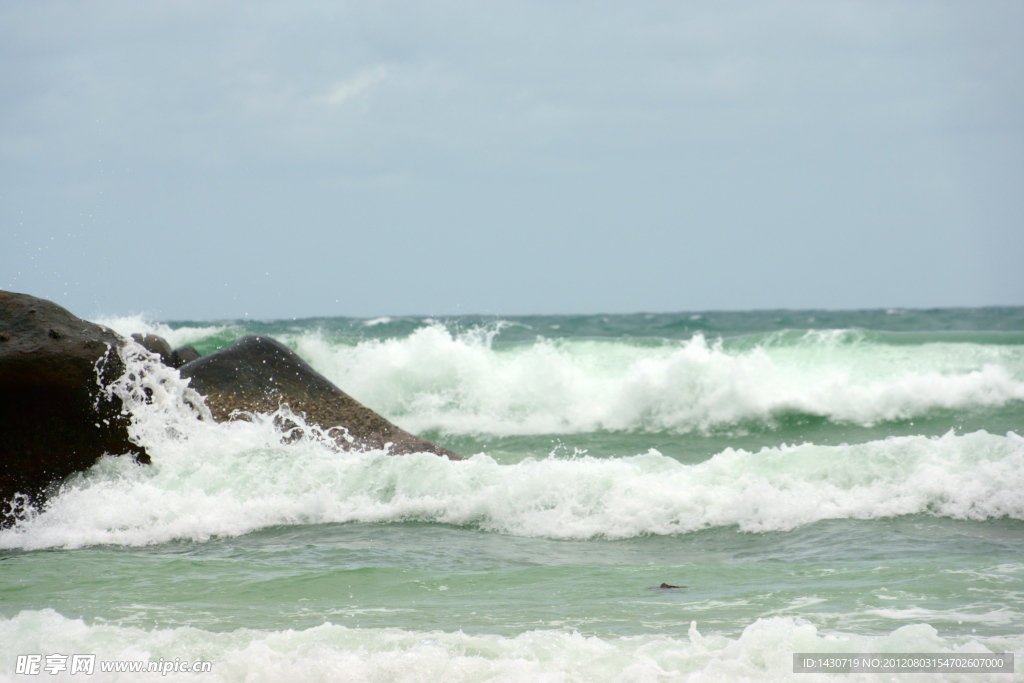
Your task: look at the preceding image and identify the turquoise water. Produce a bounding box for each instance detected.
[2,308,1023,681]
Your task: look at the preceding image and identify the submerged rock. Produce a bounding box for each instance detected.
[0,291,147,525]
[179,335,461,459]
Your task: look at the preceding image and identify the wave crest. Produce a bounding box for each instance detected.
[296,326,1024,436]
[2,430,1021,549]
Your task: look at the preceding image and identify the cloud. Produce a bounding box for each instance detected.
[0,0,1021,317]
[317,66,389,107]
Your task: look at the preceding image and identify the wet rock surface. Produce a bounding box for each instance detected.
[170,345,201,368]
[1,292,461,525]
[131,333,174,366]
[0,291,146,524]
[178,335,461,459]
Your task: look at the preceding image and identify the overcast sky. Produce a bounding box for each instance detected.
[1,0,1022,320]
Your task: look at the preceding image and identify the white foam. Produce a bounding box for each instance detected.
[3,408,1022,548]
[293,326,1024,436]
[3,326,1023,549]
[93,314,229,350]
[69,319,1024,436]
[0,610,1018,682]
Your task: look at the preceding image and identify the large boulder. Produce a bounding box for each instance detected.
[130,333,199,369]
[0,291,147,524]
[170,345,201,368]
[130,333,174,366]
[179,335,461,459]
[1,292,461,525]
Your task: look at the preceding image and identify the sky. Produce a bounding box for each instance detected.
[1,0,1022,321]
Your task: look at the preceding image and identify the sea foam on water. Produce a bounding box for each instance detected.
[2,312,1023,681]
[3,419,1022,549]
[1,608,1019,683]
[2,324,1022,550]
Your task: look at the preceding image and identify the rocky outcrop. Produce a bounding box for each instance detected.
[1,291,461,524]
[170,345,201,368]
[178,335,461,459]
[0,291,147,524]
[131,333,174,366]
[130,334,199,369]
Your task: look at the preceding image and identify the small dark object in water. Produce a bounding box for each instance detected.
[659,583,684,590]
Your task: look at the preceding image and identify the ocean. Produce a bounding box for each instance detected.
[2,307,1023,681]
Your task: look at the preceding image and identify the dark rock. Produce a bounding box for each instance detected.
[179,335,461,459]
[130,333,174,366]
[128,334,199,369]
[170,345,201,369]
[1,291,146,526]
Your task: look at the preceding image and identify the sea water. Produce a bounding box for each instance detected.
[1,308,1023,681]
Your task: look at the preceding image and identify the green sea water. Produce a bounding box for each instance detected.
[2,308,1023,681]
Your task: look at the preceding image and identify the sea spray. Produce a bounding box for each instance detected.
[3,321,1021,550]
[96,315,231,353]
[5,308,1021,682]
[292,326,1024,436]
[3,429,1022,550]
[90,318,1024,436]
